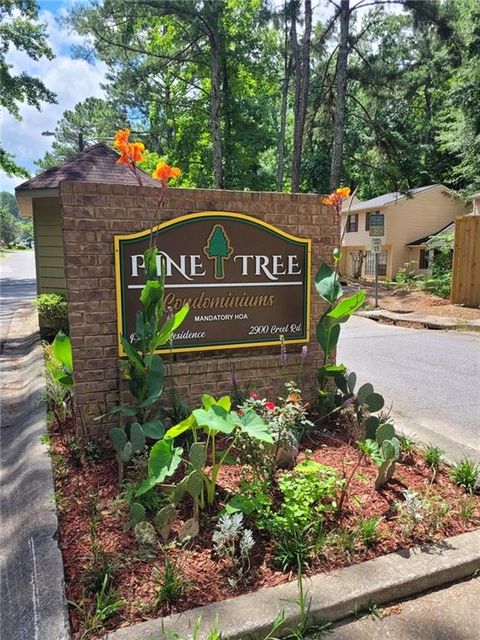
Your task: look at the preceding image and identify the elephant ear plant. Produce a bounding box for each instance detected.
[107,246,189,484]
[315,187,366,411]
[134,394,273,537]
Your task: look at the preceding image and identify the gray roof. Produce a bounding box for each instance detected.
[344,184,446,213]
[15,142,160,192]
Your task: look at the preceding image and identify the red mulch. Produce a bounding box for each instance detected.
[49,418,479,639]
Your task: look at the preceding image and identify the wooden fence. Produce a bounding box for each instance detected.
[451,215,480,307]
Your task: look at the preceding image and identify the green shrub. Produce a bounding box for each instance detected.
[423,272,451,298]
[450,459,479,493]
[395,261,422,287]
[36,292,69,338]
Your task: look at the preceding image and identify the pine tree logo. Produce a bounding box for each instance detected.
[203,224,233,279]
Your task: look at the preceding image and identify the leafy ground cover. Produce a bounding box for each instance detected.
[47,410,479,640]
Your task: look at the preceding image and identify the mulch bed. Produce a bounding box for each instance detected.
[49,418,479,639]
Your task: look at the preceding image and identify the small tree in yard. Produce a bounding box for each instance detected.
[424,233,454,298]
[0,207,19,244]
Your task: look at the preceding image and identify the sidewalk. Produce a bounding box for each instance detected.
[0,304,69,640]
[329,578,480,640]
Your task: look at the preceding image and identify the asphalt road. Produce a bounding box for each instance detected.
[0,250,37,346]
[338,315,480,460]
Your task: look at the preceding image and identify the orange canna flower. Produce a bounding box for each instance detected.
[337,186,351,198]
[113,128,130,152]
[129,141,145,164]
[287,393,300,403]
[322,186,351,211]
[115,141,145,167]
[152,160,181,183]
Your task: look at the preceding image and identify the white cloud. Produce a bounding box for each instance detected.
[0,8,107,192]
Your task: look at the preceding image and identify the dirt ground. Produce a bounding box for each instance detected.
[351,282,480,321]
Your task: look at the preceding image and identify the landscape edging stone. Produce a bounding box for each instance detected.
[104,529,480,640]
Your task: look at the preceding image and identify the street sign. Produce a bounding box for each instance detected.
[371,237,382,253]
[369,213,385,237]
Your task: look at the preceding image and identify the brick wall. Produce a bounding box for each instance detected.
[59,181,337,429]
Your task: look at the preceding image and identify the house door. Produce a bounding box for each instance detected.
[365,250,387,277]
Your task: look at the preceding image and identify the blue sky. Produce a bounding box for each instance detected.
[0,0,107,193]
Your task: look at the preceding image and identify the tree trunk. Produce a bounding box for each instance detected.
[291,0,312,193]
[208,3,224,189]
[223,57,233,187]
[329,0,350,190]
[276,1,292,192]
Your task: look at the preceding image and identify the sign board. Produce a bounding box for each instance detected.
[371,237,382,253]
[369,213,385,237]
[115,212,311,355]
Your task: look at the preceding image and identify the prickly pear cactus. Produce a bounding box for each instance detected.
[130,423,146,452]
[178,517,199,542]
[374,427,401,490]
[155,505,177,541]
[134,521,157,547]
[125,502,146,532]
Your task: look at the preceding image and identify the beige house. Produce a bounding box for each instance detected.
[339,184,467,280]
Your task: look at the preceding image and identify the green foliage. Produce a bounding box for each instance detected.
[458,496,479,524]
[36,97,129,170]
[51,331,73,388]
[423,444,445,470]
[422,233,454,298]
[450,459,480,493]
[356,516,382,548]
[263,461,341,570]
[0,207,19,244]
[103,246,189,484]
[36,292,69,337]
[155,555,189,609]
[141,394,272,510]
[0,192,19,217]
[352,598,383,621]
[71,573,123,635]
[395,490,426,537]
[395,262,422,287]
[212,513,255,586]
[314,259,366,418]
[0,0,56,176]
[362,422,401,490]
[397,433,417,457]
[423,272,452,299]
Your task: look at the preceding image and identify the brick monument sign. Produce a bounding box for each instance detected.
[59,181,336,428]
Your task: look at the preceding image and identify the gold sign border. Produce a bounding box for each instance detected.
[114,211,312,356]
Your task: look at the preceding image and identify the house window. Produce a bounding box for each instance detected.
[365,250,388,277]
[365,211,380,231]
[347,214,358,232]
[419,249,429,269]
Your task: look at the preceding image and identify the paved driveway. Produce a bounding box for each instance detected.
[0,250,37,346]
[337,315,480,460]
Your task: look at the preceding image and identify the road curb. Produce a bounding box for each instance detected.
[104,529,480,640]
[357,309,480,332]
[0,305,70,640]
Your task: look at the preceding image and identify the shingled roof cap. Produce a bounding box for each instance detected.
[15,142,160,192]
